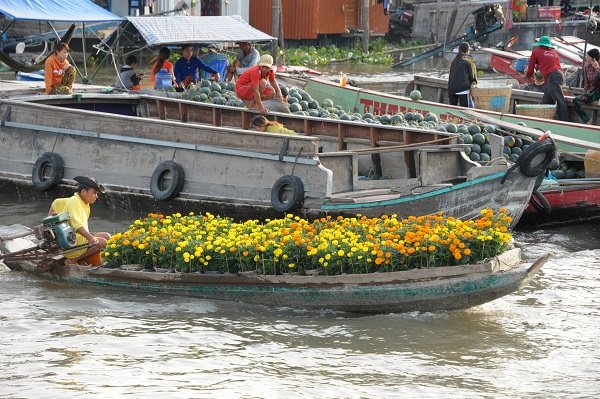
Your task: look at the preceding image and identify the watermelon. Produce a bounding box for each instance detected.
[321,99,334,108]
[210,82,221,92]
[479,153,491,162]
[472,133,486,145]
[470,143,481,154]
[469,152,481,162]
[289,103,302,112]
[446,123,458,133]
[468,124,481,135]
[409,90,422,101]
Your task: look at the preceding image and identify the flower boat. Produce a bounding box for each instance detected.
[0,210,552,314]
[0,92,555,227]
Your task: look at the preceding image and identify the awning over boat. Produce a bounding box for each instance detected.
[126,16,275,46]
[0,0,122,22]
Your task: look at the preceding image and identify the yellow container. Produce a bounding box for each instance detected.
[515,104,556,119]
[471,86,512,113]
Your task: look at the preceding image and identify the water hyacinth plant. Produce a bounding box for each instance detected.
[103,210,513,275]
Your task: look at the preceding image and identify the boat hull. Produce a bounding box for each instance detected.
[5,248,549,314]
[0,95,542,225]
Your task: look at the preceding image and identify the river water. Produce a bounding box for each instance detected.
[1,67,600,398]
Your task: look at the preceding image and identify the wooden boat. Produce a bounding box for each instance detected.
[297,76,600,224]
[0,90,554,226]
[0,224,551,314]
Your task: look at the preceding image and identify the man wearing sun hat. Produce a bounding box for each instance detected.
[235,54,285,114]
[62,176,111,266]
[524,36,569,121]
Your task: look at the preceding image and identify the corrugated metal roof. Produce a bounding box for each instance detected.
[126,15,274,46]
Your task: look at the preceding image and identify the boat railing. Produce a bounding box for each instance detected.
[413,75,600,125]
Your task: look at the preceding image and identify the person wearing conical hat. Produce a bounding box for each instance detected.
[524,36,569,121]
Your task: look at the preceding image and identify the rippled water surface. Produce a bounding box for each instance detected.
[1,62,599,398]
[1,190,599,398]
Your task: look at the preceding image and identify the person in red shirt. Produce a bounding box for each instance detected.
[524,36,569,121]
[235,54,284,114]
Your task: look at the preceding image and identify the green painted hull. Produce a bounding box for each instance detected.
[304,79,600,154]
[8,249,550,314]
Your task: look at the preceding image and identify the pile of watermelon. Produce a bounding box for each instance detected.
[180,80,246,107]
[164,83,583,179]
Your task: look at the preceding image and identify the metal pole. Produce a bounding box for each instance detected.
[581,0,593,89]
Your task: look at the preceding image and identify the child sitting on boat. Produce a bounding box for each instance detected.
[251,115,296,135]
[114,55,142,91]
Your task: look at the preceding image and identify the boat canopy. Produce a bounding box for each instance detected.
[0,0,122,22]
[125,16,275,46]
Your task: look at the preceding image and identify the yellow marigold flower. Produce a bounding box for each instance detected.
[253,255,259,262]
[111,243,117,249]
[337,249,345,257]
[104,252,110,257]
[325,254,331,260]
[114,252,119,256]
[175,247,181,252]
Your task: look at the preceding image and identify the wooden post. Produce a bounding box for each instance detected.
[445,0,461,48]
[271,0,282,60]
[362,0,369,53]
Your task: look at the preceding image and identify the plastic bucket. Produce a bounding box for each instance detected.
[515,58,529,73]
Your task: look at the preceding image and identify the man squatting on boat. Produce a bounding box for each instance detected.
[235,54,285,114]
[49,177,111,266]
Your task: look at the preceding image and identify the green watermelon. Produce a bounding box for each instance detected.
[409,90,422,101]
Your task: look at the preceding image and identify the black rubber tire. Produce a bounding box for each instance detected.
[532,173,545,192]
[150,161,185,201]
[519,139,556,177]
[32,152,64,191]
[271,175,304,212]
[530,190,552,215]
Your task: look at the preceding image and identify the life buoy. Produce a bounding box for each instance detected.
[518,139,556,177]
[271,175,304,212]
[32,152,64,191]
[530,190,552,215]
[150,161,185,201]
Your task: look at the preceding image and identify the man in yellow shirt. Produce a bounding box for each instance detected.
[62,176,111,266]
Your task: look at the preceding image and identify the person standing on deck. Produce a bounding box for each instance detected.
[573,48,600,124]
[44,41,76,95]
[524,36,569,121]
[173,44,220,89]
[62,177,111,266]
[448,42,478,108]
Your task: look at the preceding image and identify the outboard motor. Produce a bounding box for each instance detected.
[40,212,76,250]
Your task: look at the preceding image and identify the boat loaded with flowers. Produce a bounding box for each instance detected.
[0,210,550,313]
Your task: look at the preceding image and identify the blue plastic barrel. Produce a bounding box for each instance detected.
[155,68,172,89]
[515,58,529,73]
